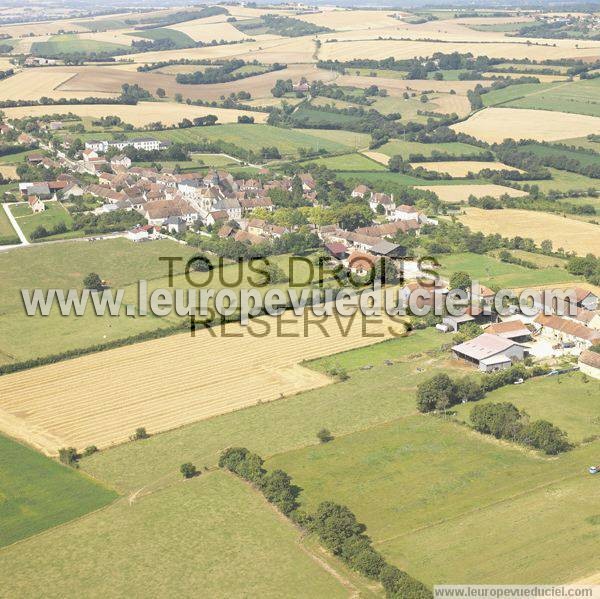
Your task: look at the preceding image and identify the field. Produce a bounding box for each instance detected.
[458,207,600,255]
[451,107,600,143]
[435,252,576,288]
[0,304,406,454]
[453,372,600,443]
[127,27,196,49]
[494,79,600,118]
[169,19,250,43]
[520,143,600,169]
[376,139,485,159]
[266,415,600,585]
[413,161,523,177]
[0,102,267,128]
[417,183,528,203]
[11,201,76,242]
[489,248,567,268]
[0,433,116,548]
[0,471,349,598]
[522,168,600,193]
[0,206,18,245]
[31,34,129,57]
[119,123,357,157]
[302,152,386,171]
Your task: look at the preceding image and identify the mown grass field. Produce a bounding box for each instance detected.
[31,34,129,56]
[504,79,600,118]
[303,152,386,171]
[81,328,450,493]
[127,27,195,49]
[377,139,484,159]
[520,143,600,169]
[266,415,600,585]
[0,471,348,598]
[125,124,354,157]
[0,433,117,548]
[522,167,600,193]
[0,206,18,245]
[489,248,567,268]
[435,252,577,288]
[453,372,600,443]
[291,105,364,128]
[12,201,77,242]
[481,81,557,107]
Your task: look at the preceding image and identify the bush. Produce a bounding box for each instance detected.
[180,462,197,479]
[130,427,149,441]
[83,445,98,457]
[518,419,572,455]
[317,428,333,443]
[380,564,433,598]
[83,272,103,291]
[58,447,79,467]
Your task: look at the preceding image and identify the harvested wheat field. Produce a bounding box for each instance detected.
[0,165,18,179]
[413,161,524,177]
[362,151,390,165]
[297,9,406,31]
[170,19,252,43]
[336,74,486,95]
[0,312,401,455]
[417,184,528,203]
[319,39,600,62]
[459,207,600,255]
[482,71,568,83]
[451,107,600,143]
[56,64,334,102]
[0,68,117,101]
[1,102,267,127]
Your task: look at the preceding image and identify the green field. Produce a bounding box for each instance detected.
[92,125,356,158]
[350,67,408,79]
[81,328,450,493]
[302,152,386,171]
[481,82,557,107]
[489,248,567,268]
[127,27,196,49]
[503,79,600,118]
[31,34,129,57]
[335,170,428,185]
[292,128,371,149]
[0,433,116,548]
[0,206,18,245]
[377,139,484,159]
[558,136,600,153]
[291,106,363,128]
[453,372,600,443]
[0,471,348,598]
[191,152,240,167]
[436,252,577,287]
[522,168,600,193]
[266,415,600,585]
[11,201,77,242]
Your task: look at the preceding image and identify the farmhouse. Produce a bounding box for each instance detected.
[452,333,528,372]
[370,240,406,259]
[27,195,45,213]
[578,349,600,380]
[485,319,532,342]
[111,155,132,169]
[352,184,371,199]
[392,204,419,222]
[534,314,600,350]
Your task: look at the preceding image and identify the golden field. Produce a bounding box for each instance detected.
[417,184,528,203]
[169,19,253,43]
[459,207,600,255]
[0,312,401,455]
[413,161,525,177]
[451,107,600,143]
[1,102,268,127]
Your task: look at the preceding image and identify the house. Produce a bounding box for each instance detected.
[0,124,10,135]
[579,349,600,380]
[452,333,528,372]
[239,197,273,213]
[27,153,44,165]
[443,306,497,332]
[20,182,51,198]
[347,252,376,276]
[111,155,132,169]
[369,192,394,214]
[127,225,153,242]
[205,211,228,226]
[17,133,35,145]
[292,81,310,93]
[84,140,107,153]
[572,288,599,311]
[218,224,236,239]
[82,148,99,162]
[472,283,495,306]
[351,184,371,199]
[392,204,419,222]
[247,218,288,239]
[534,314,600,350]
[61,182,85,199]
[28,195,45,213]
[213,197,242,221]
[144,199,195,226]
[48,121,63,131]
[234,230,264,245]
[485,319,532,342]
[164,216,186,234]
[298,173,316,192]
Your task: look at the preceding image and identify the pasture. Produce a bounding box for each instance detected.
[31,34,129,57]
[0,206,18,245]
[523,168,600,193]
[520,143,600,169]
[302,152,386,171]
[377,139,485,159]
[0,103,267,128]
[453,372,600,443]
[416,183,528,203]
[0,471,348,598]
[0,433,116,548]
[451,107,600,143]
[266,415,600,586]
[435,252,576,288]
[458,207,600,255]
[11,201,76,242]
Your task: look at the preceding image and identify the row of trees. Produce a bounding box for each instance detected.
[219,447,432,598]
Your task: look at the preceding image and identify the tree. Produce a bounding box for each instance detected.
[317,428,333,443]
[83,272,103,291]
[380,564,433,599]
[83,445,98,457]
[388,155,403,173]
[311,502,366,554]
[131,427,149,441]
[180,462,197,478]
[156,87,166,98]
[58,447,79,467]
[518,419,571,455]
[416,373,454,413]
[261,469,298,514]
[452,321,481,344]
[174,93,183,103]
[374,257,399,285]
[470,402,523,439]
[541,239,553,254]
[449,271,472,291]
